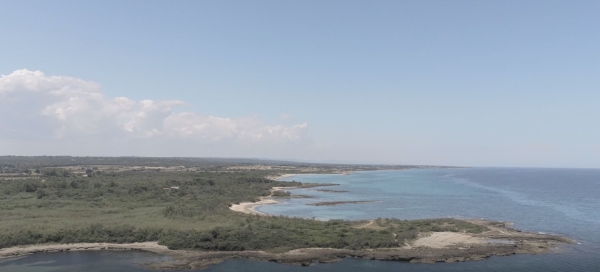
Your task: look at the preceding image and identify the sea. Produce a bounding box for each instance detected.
[2,168,599,271]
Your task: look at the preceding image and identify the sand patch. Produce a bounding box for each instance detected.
[412,232,484,248]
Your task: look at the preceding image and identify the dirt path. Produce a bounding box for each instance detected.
[356,220,376,229]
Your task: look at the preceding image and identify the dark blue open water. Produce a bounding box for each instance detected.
[2,168,599,271]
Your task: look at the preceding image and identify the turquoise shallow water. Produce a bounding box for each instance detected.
[258,168,600,271]
[3,168,600,271]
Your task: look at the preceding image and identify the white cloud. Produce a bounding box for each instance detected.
[280,113,290,120]
[0,69,309,156]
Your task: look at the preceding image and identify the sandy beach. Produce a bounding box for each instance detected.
[229,186,294,215]
[232,172,351,215]
[229,198,279,216]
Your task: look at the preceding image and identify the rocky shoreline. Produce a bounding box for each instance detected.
[0,242,171,260]
[142,220,575,270]
[0,221,575,270]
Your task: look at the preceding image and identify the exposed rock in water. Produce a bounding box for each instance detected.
[307,201,372,206]
[315,189,349,193]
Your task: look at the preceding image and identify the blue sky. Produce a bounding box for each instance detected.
[1,1,599,167]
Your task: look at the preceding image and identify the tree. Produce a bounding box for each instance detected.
[36,189,48,199]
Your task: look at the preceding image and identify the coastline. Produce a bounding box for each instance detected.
[1,220,575,270]
[266,172,349,181]
[144,219,576,270]
[2,172,577,270]
[228,187,287,216]
[230,171,347,216]
[222,174,577,270]
[0,242,173,260]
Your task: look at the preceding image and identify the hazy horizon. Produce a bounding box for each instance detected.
[2,1,599,168]
[3,155,600,170]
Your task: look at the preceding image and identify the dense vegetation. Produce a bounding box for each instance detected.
[0,155,426,172]
[0,157,480,251]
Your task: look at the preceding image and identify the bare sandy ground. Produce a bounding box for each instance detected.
[271,174,295,180]
[0,242,171,260]
[412,232,485,248]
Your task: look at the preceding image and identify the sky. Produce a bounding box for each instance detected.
[1,1,599,168]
